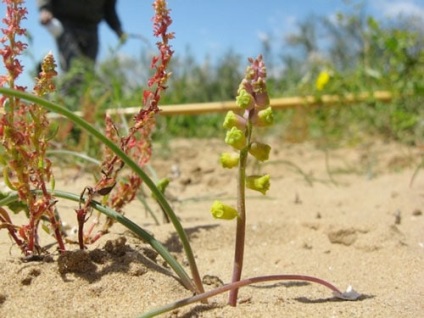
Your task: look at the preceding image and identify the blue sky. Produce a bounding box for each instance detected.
[1,0,424,88]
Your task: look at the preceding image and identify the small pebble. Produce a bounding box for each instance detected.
[412,209,422,216]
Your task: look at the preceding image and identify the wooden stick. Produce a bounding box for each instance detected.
[48,91,392,119]
[108,91,392,116]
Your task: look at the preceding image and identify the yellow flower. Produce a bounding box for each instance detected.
[225,127,246,150]
[223,111,246,130]
[245,174,270,195]
[252,107,274,127]
[220,152,240,168]
[210,201,238,220]
[316,70,330,91]
[236,89,254,109]
[249,142,271,162]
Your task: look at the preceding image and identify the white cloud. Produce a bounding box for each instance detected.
[373,0,424,18]
[256,31,270,43]
[265,10,298,36]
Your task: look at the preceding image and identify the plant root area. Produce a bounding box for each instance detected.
[0,138,423,317]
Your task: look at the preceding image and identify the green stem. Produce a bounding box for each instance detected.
[48,150,161,225]
[136,192,160,226]
[47,149,101,165]
[0,87,204,294]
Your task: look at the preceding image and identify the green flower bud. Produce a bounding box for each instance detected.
[236,89,254,109]
[249,142,271,162]
[210,200,238,220]
[220,152,240,168]
[246,174,270,195]
[225,127,246,150]
[157,178,170,193]
[223,111,246,130]
[152,178,170,200]
[253,107,274,127]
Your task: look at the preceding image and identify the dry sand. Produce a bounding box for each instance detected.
[0,138,423,317]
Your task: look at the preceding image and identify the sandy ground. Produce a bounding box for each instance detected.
[0,138,423,317]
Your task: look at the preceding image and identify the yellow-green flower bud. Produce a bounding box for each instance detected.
[246,174,270,195]
[225,127,246,150]
[151,178,170,200]
[249,142,271,162]
[210,200,238,220]
[220,152,240,168]
[223,111,246,130]
[245,65,255,80]
[236,89,254,109]
[156,178,170,193]
[253,107,274,127]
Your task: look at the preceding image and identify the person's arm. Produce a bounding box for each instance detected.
[104,0,124,38]
[37,0,53,25]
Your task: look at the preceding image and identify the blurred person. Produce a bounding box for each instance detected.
[37,0,126,72]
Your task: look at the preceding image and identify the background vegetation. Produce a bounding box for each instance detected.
[41,8,424,150]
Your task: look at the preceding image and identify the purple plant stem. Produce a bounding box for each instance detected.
[142,274,344,317]
[228,147,249,306]
[220,274,343,302]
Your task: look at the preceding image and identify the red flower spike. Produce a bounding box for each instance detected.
[0,1,64,255]
[78,0,174,243]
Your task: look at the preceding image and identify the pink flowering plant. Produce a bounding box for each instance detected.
[0,0,360,316]
[0,0,65,255]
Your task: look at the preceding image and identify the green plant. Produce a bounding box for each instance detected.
[217,55,275,305]
[0,0,361,316]
[138,55,360,318]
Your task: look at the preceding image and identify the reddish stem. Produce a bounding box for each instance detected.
[27,216,36,254]
[48,214,66,252]
[76,209,86,250]
[229,133,250,305]
[0,214,25,252]
[143,274,345,317]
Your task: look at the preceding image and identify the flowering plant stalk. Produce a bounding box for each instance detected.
[72,0,204,294]
[75,0,174,247]
[0,0,64,256]
[217,55,274,305]
[139,56,360,317]
[99,0,176,232]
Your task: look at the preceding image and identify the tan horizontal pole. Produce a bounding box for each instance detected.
[106,90,392,116]
[48,91,392,119]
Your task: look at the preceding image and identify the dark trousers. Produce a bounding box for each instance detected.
[56,21,99,72]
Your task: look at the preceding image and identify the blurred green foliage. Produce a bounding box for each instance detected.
[49,8,423,152]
